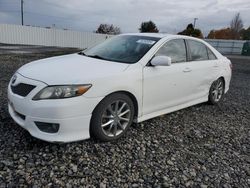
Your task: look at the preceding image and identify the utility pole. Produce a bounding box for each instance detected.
[193,18,198,29]
[21,0,24,25]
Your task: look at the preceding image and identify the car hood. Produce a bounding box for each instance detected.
[17,54,130,85]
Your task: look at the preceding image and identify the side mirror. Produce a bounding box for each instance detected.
[150,56,172,66]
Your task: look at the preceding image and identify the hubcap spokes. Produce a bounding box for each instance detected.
[101,100,131,137]
[212,80,223,102]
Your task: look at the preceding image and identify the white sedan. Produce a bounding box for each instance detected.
[8,34,232,142]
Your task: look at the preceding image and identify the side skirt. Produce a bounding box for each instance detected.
[137,96,208,123]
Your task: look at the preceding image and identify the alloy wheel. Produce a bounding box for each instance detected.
[101,100,131,137]
[211,79,224,102]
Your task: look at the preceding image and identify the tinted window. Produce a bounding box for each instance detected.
[188,40,209,61]
[207,47,217,60]
[155,39,187,63]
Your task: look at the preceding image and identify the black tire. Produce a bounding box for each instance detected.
[208,78,225,105]
[90,93,135,141]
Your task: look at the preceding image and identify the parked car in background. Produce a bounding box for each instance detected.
[8,33,232,142]
[242,41,250,56]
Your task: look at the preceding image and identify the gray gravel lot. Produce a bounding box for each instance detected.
[0,43,80,55]
[0,50,249,187]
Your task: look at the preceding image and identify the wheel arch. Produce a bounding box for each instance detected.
[91,90,139,121]
[218,76,226,89]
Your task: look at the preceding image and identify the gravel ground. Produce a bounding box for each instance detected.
[0,43,80,55]
[0,51,249,187]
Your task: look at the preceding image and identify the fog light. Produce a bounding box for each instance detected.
[35,122,60,133]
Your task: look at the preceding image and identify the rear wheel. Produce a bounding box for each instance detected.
[208,78,225,105]
[90,93,135,141]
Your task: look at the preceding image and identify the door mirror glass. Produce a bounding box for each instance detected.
[151,56,172,66]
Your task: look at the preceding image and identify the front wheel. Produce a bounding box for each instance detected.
[208,78,225,105]
[90,93,135,141]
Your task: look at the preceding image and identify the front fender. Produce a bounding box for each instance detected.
[83,63,143,117]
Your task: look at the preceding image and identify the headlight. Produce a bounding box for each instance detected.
[33,85,92,100]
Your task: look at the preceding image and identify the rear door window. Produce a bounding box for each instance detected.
[188,40,209,61]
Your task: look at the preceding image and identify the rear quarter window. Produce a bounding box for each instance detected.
[207,47,217,60]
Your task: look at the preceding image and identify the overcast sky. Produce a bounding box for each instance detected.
[0,0,250,36]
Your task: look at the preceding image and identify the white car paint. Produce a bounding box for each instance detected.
[8,34,232,142]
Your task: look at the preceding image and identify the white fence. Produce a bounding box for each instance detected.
[205,39,245,55]
[0,24,110,49]
[0,24,247,54]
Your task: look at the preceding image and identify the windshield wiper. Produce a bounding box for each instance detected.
[78,52,107,61]
[87,55,107,60]
[78,51,86,56]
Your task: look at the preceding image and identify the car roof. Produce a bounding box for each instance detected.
[121,33,172,38]
[121,33,202,41]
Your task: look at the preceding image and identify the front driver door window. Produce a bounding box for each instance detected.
[155,39,187,63]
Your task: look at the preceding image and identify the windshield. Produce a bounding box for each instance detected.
[82,35,160,64]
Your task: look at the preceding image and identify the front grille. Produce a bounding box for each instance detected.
[11,83,36,97]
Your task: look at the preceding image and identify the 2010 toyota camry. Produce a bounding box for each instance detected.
[8,33,232,142]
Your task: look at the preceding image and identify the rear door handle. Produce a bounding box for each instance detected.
[183,68,192,73]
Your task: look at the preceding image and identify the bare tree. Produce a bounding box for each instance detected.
[230,13,243,39]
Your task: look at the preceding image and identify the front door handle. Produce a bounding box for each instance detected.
[183,68,192,73]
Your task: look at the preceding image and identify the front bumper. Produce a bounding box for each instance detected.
[8,73,103,143]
